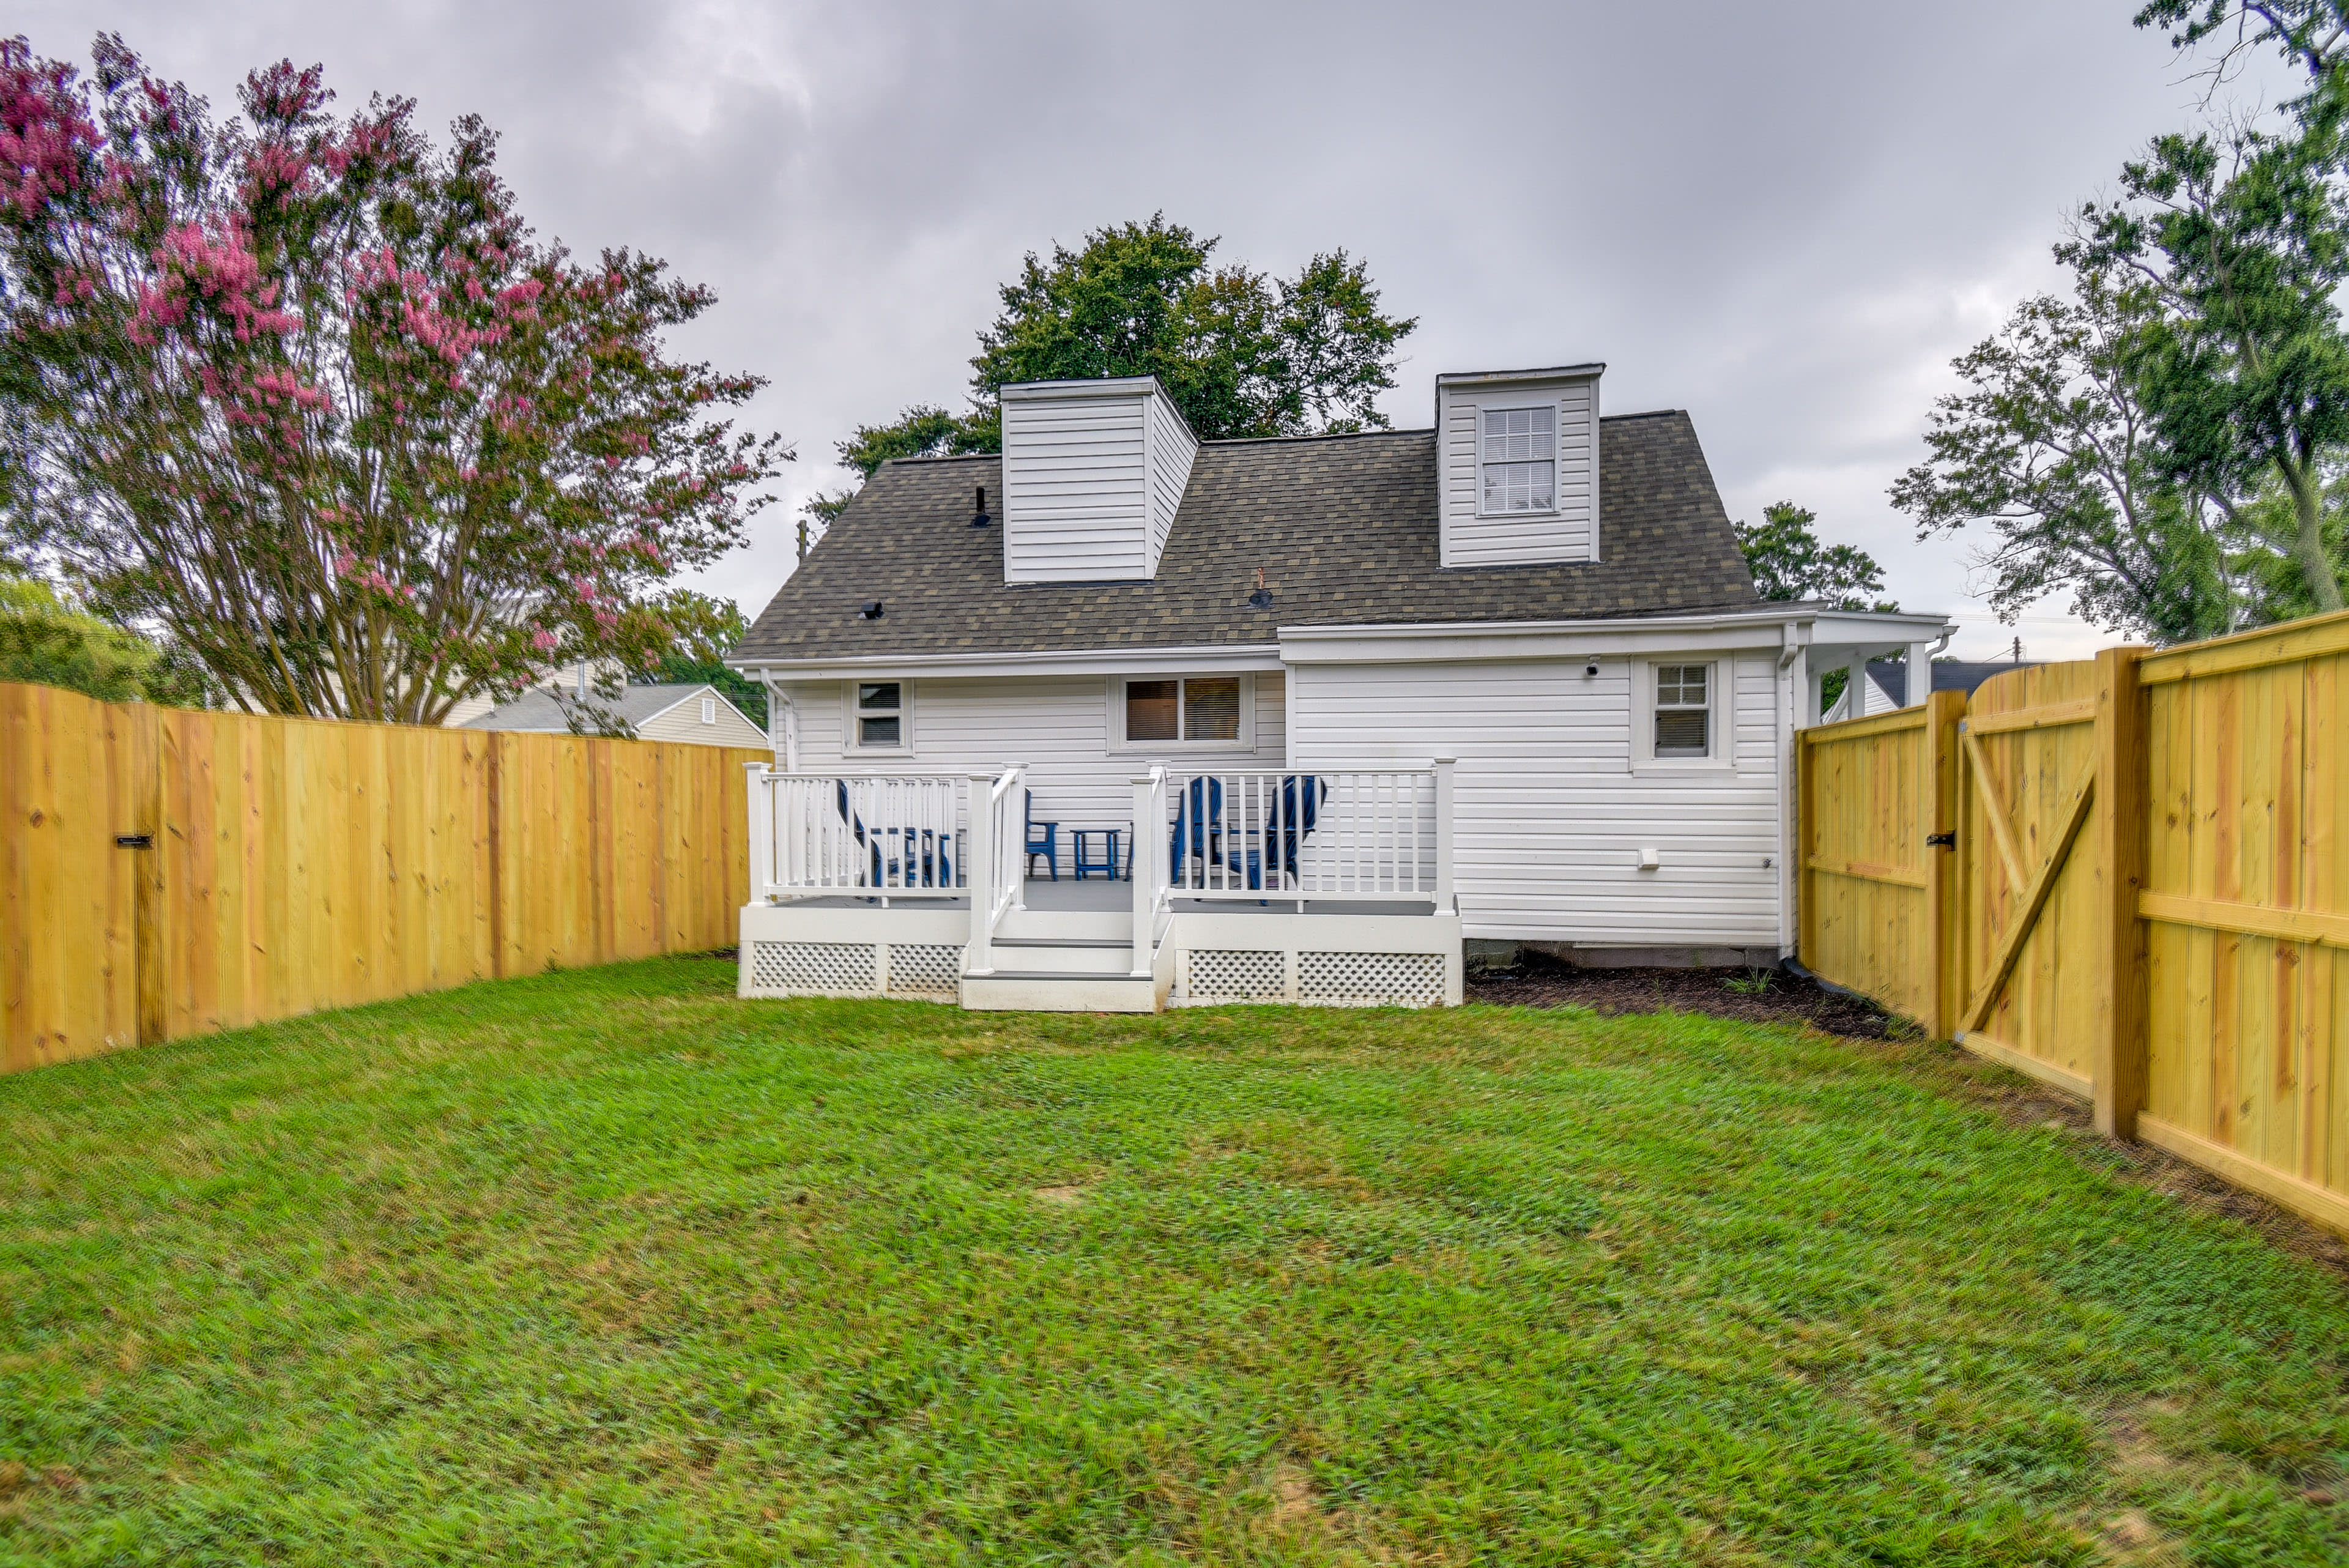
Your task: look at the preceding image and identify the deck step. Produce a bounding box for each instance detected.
[960,969,1160,1014]
[992,936,1132,949]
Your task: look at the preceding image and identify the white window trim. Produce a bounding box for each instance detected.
[842,678,915,757]
[1108,672,1259,753]
[1474,401,1562,519]
[1631,658,1734,772]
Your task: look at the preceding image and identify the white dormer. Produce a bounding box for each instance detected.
[998,376,1199,584]
[1434,363,1603,567]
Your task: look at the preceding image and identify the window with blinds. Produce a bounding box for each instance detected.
[1480,405,1557,513]
[1123,677,1244,745]
[1653,664,1710,758]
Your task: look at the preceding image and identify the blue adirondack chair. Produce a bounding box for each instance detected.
[834,782,953,888]
[1168,776,1223,880]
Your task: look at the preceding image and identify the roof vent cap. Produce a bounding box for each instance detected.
[857,601,884,620]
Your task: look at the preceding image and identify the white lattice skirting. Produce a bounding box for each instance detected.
[743,939,962,1001]
[1177,946,1449,1008]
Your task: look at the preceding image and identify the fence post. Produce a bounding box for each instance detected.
[1922,689,1966,1040]
[1432,757,1457,913]
[967,773,995,976]
[2092,645,2150,1139]
[130,700,169,1049]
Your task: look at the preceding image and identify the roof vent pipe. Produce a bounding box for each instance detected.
[969,485,992,528]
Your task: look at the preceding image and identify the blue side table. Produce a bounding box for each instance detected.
[1072,827,1124,881]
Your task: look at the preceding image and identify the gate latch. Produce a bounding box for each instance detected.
[1926,831,1956,849]
[114,833,153,849]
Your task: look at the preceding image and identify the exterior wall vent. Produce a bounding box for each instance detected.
[1434,363,1603,568]
[998,376,1198,584]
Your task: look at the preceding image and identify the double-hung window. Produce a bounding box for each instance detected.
[1652,664,1710,758]
[1123,677,1244,744]
[1480,405,1557,513]
[853,681,904,748]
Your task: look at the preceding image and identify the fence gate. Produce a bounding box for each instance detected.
[1950,660,2110,1099]
[0,684,160,1071]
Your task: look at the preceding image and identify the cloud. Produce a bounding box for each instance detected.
[13,0,2304,656]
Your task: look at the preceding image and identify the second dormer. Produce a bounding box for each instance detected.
[998,376,1198,584]
[1434,363,1603,567]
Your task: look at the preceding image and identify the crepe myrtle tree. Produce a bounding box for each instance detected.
[0,36,788,724]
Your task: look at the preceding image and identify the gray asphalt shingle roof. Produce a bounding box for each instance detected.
[459,683,708,734]
[734,412,1759,663]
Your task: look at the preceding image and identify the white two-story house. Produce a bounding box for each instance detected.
[727,362,1950,1012]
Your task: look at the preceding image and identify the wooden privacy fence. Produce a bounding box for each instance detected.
[1798,610,2349,1238]
[1,680,764,1074]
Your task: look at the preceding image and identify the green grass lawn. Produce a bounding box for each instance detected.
[3,959,2346,1566]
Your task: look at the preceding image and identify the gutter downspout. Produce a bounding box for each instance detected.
[760,674,797,773]
[1775,617,1809,956]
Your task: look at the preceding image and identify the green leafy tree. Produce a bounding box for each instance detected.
[809,216,1414,544]
[1736,502,1898,612]
[0,37,788,724]
[1890,275,2247,642]
[2073,116,2349,614]
[0,562,213,703]
[628,589,765,729]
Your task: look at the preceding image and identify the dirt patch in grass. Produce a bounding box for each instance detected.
[1468,950,1899,1038]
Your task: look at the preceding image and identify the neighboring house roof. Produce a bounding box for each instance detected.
[459,682,754,737]
[1863,658,2047,707]
[733,412,1759,665]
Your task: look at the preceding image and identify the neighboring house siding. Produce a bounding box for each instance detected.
[1000,393,1152,583]
[779,673,1285,841]
[1290,654,1783,946]
[634,696,767,748]
[1438,377,1598,567]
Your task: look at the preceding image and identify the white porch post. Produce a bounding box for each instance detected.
[743,761,772,905]
[1131,773,1154,977]
[1007,762,1028,912]
[1433,756,1457,914]
[1905,641,1935,708]
[966,773,996,976]
[1839,653,1865,719]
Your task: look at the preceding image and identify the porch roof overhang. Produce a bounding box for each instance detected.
[1277,606,1957,666]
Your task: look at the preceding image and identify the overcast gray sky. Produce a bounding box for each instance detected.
[18,1,2303,659]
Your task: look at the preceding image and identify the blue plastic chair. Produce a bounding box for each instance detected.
[1024,789,1059,881]
[836,781,954,889]
[1168,776,1223,880]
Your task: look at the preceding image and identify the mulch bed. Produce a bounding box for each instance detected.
[1466,951,1898,1038]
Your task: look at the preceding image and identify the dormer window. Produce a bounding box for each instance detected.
[1480,406,1557,514]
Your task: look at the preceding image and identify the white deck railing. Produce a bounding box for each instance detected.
[747,760,1458,922]
[746,767,971,902]
[965,764,1026,975]
[1159,764,1455,905]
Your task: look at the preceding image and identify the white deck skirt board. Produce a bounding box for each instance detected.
[774,672,1285,844]
[999,377,1197,584]
[1290,651,1786,947]
[1436,366,1601,567]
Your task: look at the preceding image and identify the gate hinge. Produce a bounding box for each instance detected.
[1926,831,1956,849]
[114,833,154,849]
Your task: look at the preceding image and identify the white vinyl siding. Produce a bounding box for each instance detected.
[1289,655,1783,946]
[631,688,768,748]
[1143,388,1198,570]
[1439,376,1598,566]
[999,380,1197,584]
[776,672,1284,832]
